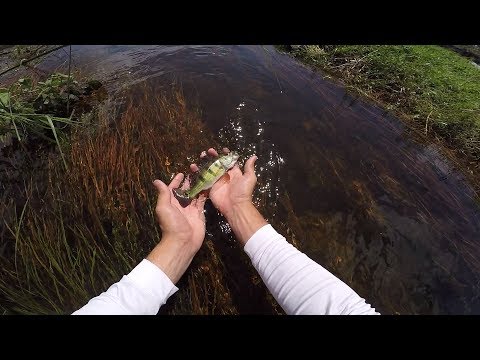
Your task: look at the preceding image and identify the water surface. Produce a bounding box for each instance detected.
[21,45,480,314]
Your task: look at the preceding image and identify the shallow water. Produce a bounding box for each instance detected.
[16,45,480,314]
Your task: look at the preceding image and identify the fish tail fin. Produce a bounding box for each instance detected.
[173,188,192,207]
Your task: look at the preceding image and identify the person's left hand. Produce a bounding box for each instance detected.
[152,173,206,254]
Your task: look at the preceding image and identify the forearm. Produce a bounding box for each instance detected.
[147,236,197,284]
[224,202,268,246]
[244,225,379,315]
[72,237,194,315]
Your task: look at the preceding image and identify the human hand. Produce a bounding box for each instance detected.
[147,173,206,283]
[189,148,258,220]
[152,173,206,252]
[190,148,267,246]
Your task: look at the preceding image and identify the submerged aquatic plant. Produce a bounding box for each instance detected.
[0,87,283,314]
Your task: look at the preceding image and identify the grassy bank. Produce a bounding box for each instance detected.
[281,45,480,166]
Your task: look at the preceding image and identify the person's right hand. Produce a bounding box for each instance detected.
[190,147,267,246]
[190,148,258,219]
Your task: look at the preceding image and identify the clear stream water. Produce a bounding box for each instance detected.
[11,45,480,314]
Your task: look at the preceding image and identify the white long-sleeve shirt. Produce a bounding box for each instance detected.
[73,224,379,315]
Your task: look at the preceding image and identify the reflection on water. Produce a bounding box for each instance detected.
[217,101,285,214]
[19,45,480,314]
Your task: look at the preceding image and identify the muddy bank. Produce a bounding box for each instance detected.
[444,45,480,66]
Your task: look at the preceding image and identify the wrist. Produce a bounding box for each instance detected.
[163,232,200,255]
[225,201,268,247]
[147,235,198,284]
[162,234,198,256]
[223,201,255,222]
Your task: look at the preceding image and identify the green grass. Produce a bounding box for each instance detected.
[282,45,480,161]
[0,73,95,170]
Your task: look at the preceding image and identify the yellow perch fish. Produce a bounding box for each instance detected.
[173,151,239,205]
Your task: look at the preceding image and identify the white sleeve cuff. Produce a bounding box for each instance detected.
[243,224,279,257]
[127,259,179,302]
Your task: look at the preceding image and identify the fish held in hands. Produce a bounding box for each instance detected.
[173,151,240,206]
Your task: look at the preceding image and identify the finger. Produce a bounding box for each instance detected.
[153,179,171,206]
[244,155,258,178]
[181,175,191,190]
[168,173,184,189]
[222,147,230,154]
[190,163,200,173]
[196,193,207,211]
[207,148,219,157]
[229,164,243,177]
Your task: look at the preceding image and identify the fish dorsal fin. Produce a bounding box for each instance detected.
[189,154,216,185]
[197,153,216,171]
[198,156,223,176]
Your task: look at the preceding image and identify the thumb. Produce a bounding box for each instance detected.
[153,179,171,206]
[243,155,258,179]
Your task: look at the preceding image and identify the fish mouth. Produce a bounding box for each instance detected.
[176,197,192,208]
[173,188,192,207]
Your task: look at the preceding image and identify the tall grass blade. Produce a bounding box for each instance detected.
[46,115,68,170]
